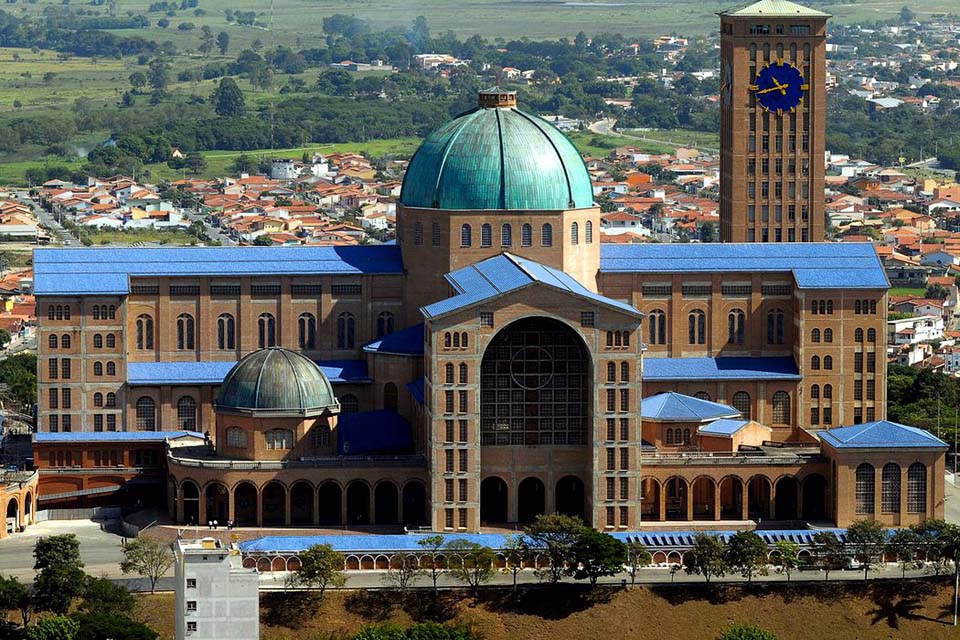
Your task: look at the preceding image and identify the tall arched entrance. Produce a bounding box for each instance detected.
[375,482,399,525]
[802,473,828,520]
[402,481,428,527]
[181,481,200,524]
[517,477,545,523]
[234,482,258,526]
[290,482,314,525]
[205,483,229,523]
[346,481,370,526]
[5,498,18,532]
[555,476,585,519]
[774,476,800,520]
[480,477,508,524]
[747,477,771,520]
[318,481,342,525]
[261,482,286,526]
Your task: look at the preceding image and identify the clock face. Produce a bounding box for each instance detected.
[750,60,808,116]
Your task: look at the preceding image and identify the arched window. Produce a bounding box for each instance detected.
[226,427,247,448]
[810,384,820,399]
[811,328,820,343]
[694,391,711,401]
[728,309,745,344]
[93,333,102,349]
[93,392,103,407]
[258,313,276,348]
[136,315,154,350]
[460,224,472,247]
[607,362,616,382]
[772,391,790,424]
[337,313,355,349]
[445,363,454,384]
[431,222,441,246]
[48,334,57,349]
[501,223,512,247]
[265,429,293,450]
[217,314,235,350]
[855,328,864,342]
[413,221,423,245]
[767,308,784,344]
[459,363,468,384]
[177,396,197,431]
[444,332,452,349]
[683,428,691,445]
[47,306,55,320]
[177,314,195,350]
[106,361,115,376]
[61,334,71,349]
[384,382,398,411]
[135,397,156,431]
[666,429,674,445]
[106,392,116,408]
[521,223,532,247]
[621,362,629,382]
[541,223,553,246]
[481,223,492,247]
[648,309,666,345]
[856,463,875,514]
[824,355,833,370]
[93,305,100,321]
[107,305,116,320]
[585,220,593,244]
[299,313,317,349]
[823,384,832,399]
[106,333,116,349]
[811,355,820,370]
[855,300,862,314]
[461,332,469,348]
[340,394,359,413]
[93,362,103,376]
[867,328,876,342]
[824,328,833,343]
[571,222,579,245]
[881,463,901,513]
[908,463,927,513]
[688,310,706,345]
[376,312,394,339]
[732,391,751,420]
[453,332,460,348]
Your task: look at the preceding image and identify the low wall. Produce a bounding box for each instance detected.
[34,506,122,522]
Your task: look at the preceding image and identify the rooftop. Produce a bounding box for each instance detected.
[34,431,203,443]
[216,348,339,417]
[698,418,755,436]
[719,0,830,17]
[819,420,948,449]
[127,360,370,386]
[643,356,801,381]
[640,392,740,423]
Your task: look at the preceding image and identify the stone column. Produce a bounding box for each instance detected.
[284,488,292,526]
[685,481,694,522]
[369,487,377,525]
[176,492,184,523]
[312,487,320,526]
[741,481,750,520]
[658,484,666,522]
[256,488,263,528]
[228,487,236,523]
[198,490,207,525]
[340,487,348,525]
[769,482,777,520]
[713,483,722,521]
[796,482,804,520]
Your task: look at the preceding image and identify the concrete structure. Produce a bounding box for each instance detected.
[888,315,944,345]
[719,0,829,242]
[174,537,258,640]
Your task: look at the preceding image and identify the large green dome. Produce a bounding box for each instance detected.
[400,89,595,211]
[216,348,339,417]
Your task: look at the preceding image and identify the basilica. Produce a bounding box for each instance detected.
[32,87,946,533]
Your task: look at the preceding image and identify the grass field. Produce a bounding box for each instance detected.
[623,129,720,150]
[0,48,130,111]
[134,579,960,640]
[889,287,929,297]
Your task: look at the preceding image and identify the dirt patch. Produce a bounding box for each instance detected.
[136,579,960,640]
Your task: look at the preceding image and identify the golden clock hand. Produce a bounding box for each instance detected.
[771,77,788,94]
[757,84,788,94]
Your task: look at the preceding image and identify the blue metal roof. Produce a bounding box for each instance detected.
[819,420,947,449]
[699,418,753,436]
[33,245,404,295]
[362,324,425,355]
[643,356,801,381]
[640,392,740,422]
[406,378,425,405]
[34,431,203,443]
[238,528,851,553]
[127,359,370,385]
[422,253,641,319]
[337,410,413,455]
[599,243,889,290]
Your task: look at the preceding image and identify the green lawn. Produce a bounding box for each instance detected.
[622,128,720,150]
[889,287,928,298]
[79,227,201,246]
[567,131,674,158]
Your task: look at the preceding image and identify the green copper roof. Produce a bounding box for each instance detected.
[400,104,595,211]
[216,348,339,417]
[719,0,830,17]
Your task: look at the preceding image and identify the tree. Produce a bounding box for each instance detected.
[846,519,887,580]
[811,531,845,581]
[147,58,169,91]
[381,553,422,594]
[198,25,214,56]
[27,616,79,640]
[683,533,727,583]
[119,537,173,594]
[211,77,245,117]
[79,577,134,616]
[716,623,779,640]
[501,535,531,591]
[0,329,11,348]
[568,528,626,587]
[230,153,258,175]
[771,540,801,582]
[0,575,30,626]
[32,534,85,614]
[216,31,230,56]
[128,71,147,93]
[295,544,346,600]
[725,531,768,583]
[72,613,158,640]
[0,353,37,407]
[524,513,583,583]
[886,527,921,579]
[445,539,496,600]
[625,540,652,586]
[417,535,446,594]
[184,152,207,175]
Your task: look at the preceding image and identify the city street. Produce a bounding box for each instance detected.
[17,191,78,247]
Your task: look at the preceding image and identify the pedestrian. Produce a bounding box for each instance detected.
[213,520,218,530]
[208,520,212,529]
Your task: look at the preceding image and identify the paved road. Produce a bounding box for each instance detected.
[0,520,125,580]
[181,208,237,246]
[17,192,78,247]
[588,119,720,154]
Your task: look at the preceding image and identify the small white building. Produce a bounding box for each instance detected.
[888,314,944,346]
[174,538,259,640]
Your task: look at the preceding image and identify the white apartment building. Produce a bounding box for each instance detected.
[174,538,259,640]
[888,314,945,346]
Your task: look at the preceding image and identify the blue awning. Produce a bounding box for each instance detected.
[337,410,413,455]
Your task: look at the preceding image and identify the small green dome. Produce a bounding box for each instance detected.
[216,348,339,417]
[400,90,595,211]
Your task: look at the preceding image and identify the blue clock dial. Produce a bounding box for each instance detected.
[750,61,807,115]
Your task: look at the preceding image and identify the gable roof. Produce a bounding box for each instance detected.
[421,253,641,320]
[719,0,829,17]
[599,243,888,289]
[819,420,946,449]
[640,392,740,422]
[698,418,755,436]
